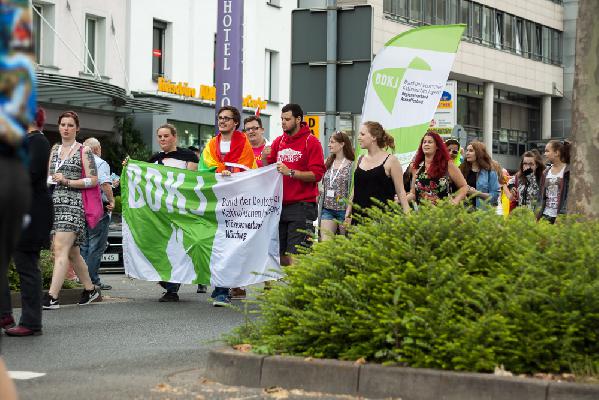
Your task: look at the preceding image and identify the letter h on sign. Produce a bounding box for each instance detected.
[215,0,243,111]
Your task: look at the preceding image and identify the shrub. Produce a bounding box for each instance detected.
[229,202,599,374]
[8,250,79,291]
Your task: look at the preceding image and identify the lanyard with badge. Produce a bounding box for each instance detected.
[48,142,77,185]
[326,159,346,200]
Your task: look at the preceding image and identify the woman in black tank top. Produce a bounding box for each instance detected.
[345,122,410,224]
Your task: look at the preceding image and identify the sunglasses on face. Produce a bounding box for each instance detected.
[449,149,459,155]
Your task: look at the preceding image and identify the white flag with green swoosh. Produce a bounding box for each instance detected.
[362,24,466,166]
[121,161,283,287]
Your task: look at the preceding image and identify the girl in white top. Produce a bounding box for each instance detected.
[538,140,571,223]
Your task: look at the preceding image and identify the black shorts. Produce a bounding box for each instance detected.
[279,202,317,255]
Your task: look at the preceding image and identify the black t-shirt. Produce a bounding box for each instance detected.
[148,147,198,169]
[466,169,478,209]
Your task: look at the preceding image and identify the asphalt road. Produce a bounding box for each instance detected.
[3,275,375,400]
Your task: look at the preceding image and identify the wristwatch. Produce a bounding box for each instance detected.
[289,169,295,178]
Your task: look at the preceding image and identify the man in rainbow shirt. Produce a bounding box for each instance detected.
[199,106,256,306]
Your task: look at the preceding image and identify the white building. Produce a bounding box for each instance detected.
[126,0,294,151]
[32,0,166,143]
[32,0,294,152]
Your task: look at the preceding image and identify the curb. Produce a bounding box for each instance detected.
[205,348,599,400]
[10,289,102,308]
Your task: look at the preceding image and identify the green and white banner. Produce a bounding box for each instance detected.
[121,161,283,287]
[362,24,466,166]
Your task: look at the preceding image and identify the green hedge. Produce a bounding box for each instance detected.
[9,250,78,291]
[229,202,599,374]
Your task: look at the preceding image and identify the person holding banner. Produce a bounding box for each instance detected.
[345,121,410,225]
[149,123,199,302]
[262,103,325,267]
[44,111,100,309]
[320,131,355,240]
[408,131,468,206]
[200,106,257,306]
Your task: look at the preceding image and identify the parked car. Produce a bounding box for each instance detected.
[99,213,124,274]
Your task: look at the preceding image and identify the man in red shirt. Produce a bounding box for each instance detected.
[243,116,269,167]
[263,104,325,266]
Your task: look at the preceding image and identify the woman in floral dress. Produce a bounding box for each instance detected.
[408,130,468,206]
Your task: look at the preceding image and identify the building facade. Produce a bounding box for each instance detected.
[300,0,571,169]
[127,0,294,152]
[31,0,166,144]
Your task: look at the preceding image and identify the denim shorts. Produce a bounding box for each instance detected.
[320,208,346,222]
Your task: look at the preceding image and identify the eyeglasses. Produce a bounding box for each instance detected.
[244,126,261,132]
[218,116,234,122]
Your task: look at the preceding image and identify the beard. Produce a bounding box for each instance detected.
[284,122,297,135]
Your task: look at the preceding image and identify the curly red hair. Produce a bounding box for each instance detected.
[411,130,450,179]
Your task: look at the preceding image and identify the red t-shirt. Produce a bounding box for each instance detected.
[252,143,266,167]
[266,123,325,204]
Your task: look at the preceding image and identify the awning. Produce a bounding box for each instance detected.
[36,72,172,114]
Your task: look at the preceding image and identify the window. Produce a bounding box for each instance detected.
[167,120,215,152]
[481,6,493,46]
[551,29,561,64]
[265,50,279,101]
[471,3,482,42]
[410,0,422,21]
[85,17,96,74]
[494,12,503,49]
[397,0,408,18]
[459,0,471,37]
[533,24,542,61]
[84,15,105,75]
[423,0,433,24]
[503,14,513,51]
[153,20,167,80]
[32,5,42,63]
[515,18,523,55]
[448,0,458,24]
[542,26,550,63]
[435,0,446,25]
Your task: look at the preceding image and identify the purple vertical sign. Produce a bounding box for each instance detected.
[215,0,244,115]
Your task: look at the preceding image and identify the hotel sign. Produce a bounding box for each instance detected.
[157,77,267,111]
[215,0,244,111]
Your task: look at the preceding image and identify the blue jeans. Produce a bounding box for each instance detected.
[320,208,346,222]
[80,213,110,285]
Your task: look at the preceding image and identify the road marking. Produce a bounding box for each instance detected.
[8,371,46,380]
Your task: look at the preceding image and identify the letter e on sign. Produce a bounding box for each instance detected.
[305,115,320,138]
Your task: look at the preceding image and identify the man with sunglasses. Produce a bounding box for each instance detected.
[445,138,463,167]
[243,116,270,167]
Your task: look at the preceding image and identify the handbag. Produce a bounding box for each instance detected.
[79,146,103,229]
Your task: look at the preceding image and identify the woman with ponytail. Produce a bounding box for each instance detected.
[538,140,571,223]
[345,121,410,225]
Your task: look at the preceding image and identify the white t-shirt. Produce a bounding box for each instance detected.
[543,165,565,218]
[220,140,231,156]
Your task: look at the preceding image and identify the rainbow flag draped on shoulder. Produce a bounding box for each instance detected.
[199,130,257,172]
[121,161,283,287]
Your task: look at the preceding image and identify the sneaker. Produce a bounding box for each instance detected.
[159,292,179,302]
[78,288,100,305]
[0,314,15,329]
[99,283,112,290]
[5,325,42,337]
[197,284,207,294]
[43,293,60,310]
[212,294,231,307]
[229,287,246,300]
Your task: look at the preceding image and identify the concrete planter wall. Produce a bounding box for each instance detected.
[206,348,599,400]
